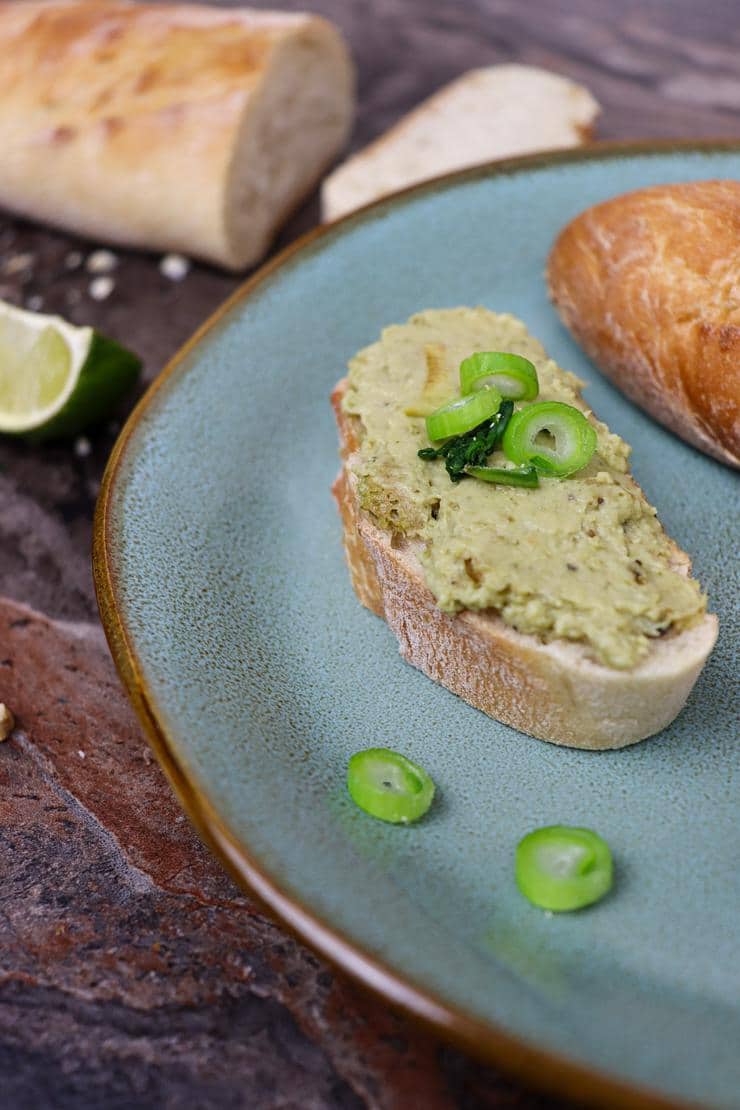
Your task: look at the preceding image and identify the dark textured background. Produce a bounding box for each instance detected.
[1,1,738,1106]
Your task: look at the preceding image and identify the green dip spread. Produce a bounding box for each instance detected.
[343,308,706,670]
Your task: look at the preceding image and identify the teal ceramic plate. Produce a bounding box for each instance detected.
[95,143,740,1109]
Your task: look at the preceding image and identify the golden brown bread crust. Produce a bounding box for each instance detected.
[331,384,385,616]
[546,180,740,468]
[331,378,718,750]
[0,1,354,268]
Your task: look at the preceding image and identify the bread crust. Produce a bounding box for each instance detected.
[331,380,718,750]
[546,180,740,468]
[0,1,354,269]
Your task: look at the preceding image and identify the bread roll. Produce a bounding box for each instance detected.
[547,180,740,468]
[0,1,354,270]
[321,65,599,221]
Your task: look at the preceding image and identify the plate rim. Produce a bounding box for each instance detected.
[93,138,740,1110]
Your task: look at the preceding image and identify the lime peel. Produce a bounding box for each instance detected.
[0,300,141,440]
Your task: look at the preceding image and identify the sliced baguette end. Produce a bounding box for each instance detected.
[321,64,599,222]
[0,3,355,271]
[223,14,355,269]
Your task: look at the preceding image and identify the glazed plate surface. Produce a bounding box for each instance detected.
[95,144,740,1109]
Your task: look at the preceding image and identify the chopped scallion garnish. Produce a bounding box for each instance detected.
[465,464,539,487]
[347,748,435,824]
[460,351,539,401]
[417,399,514,483]
[502,401,596,477]
[425,386,501,442]
[515,826,613,911]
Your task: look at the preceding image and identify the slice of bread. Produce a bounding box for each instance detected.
[321,65,599,221]
[331,343,717,752]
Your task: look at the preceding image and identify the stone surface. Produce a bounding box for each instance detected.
[0,598,566,1109]
[0,0,735,1105]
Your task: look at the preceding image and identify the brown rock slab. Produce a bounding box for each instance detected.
[0,597,564,1108]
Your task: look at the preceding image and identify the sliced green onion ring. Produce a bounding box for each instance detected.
[516,826,613,911]
[460,352,539,401]
[425,386,501,442]
[502,401,597,477]
[465,464,539,488]
[347,748,435,824]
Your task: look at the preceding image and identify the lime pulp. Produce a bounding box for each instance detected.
[0,300,140,439]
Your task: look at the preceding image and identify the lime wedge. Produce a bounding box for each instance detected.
[0,300,141,440]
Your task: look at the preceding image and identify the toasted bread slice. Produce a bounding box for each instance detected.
[331,334,717,751]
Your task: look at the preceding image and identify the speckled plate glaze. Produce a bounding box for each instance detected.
[95,143,740,1110]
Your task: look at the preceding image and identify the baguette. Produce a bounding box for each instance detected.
[321,65,599,221]
[547,180,740,468]
[0,1,354,270]
[332,309,717,750]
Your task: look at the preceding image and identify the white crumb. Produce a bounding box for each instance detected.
[0,703,15,742]
[74,436,92,458]
[89,275,115,301]
[86,249,118,274]
[3,252,34,276]
[78,749,86,759]
[159,253,191,281]
[64,251,83,270]
[25,294,44,312]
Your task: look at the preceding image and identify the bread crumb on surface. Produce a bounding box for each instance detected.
[86,249,118,274]
[74,435,92,458]
[159,253,191,281]
[89,275,115,301]
[2,252,34,276]
[0,703,15,741]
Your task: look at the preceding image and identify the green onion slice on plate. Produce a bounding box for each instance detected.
[347,748,435,825]
[460,352,539,401]
[465,464,539,488]
[502,401,597,477]
[515,825,613,911]
[425,386,501,442]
